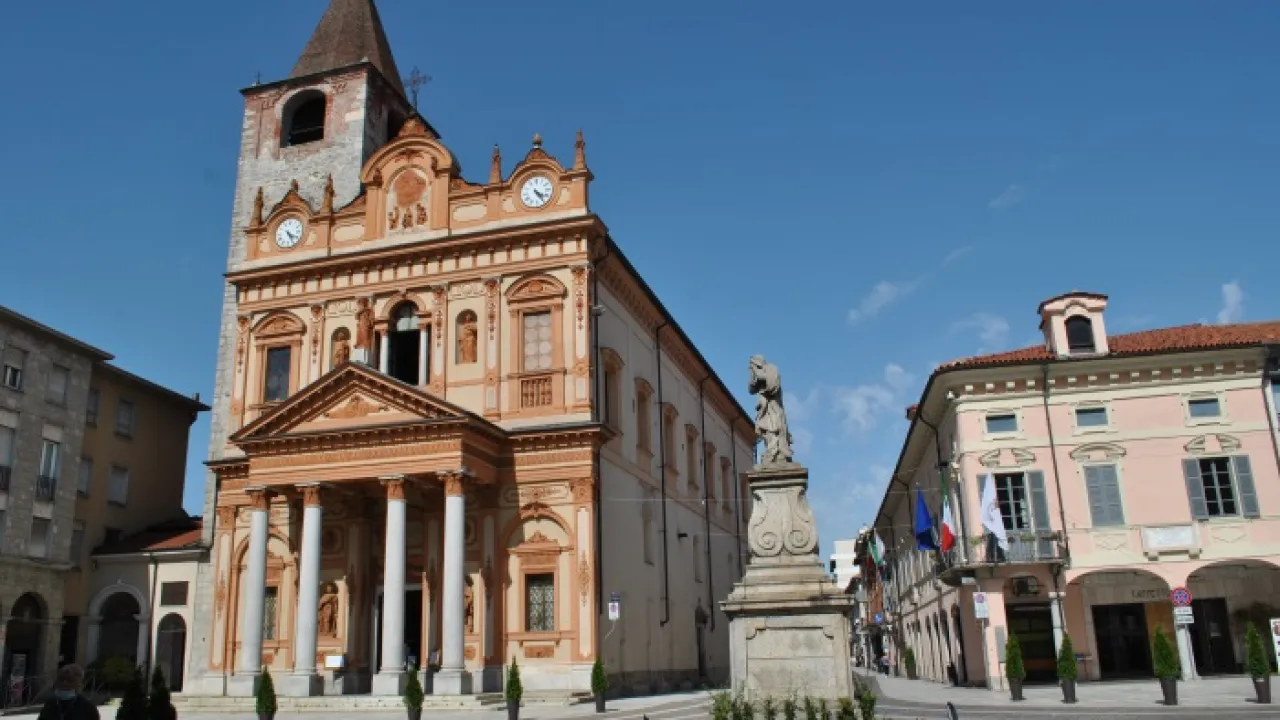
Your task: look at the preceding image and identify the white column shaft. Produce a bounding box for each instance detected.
[293,503,323,674]
[135,615,150,668]
[379,334,390,374]
[1049,592,1064,654]
[238,508,270,674]
[441,492,467,671]
[380,499,407,672]
[418,328,429,386]
[1176,624,1197,681]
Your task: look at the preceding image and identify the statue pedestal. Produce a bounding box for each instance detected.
[721,463,855,701]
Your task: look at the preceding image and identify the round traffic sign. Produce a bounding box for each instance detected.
[1171,587,1192,607]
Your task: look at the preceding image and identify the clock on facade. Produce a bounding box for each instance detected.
[275,218,304,249]
[520,176,554,209]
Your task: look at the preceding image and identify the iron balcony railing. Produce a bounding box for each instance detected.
[938,530,1065,584]
[35,475,56,502]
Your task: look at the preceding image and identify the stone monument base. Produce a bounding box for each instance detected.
[721,463,855,701]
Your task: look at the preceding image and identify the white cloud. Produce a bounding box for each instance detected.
[847,280,917,324]
[883,363,914,395]
[951,312,1011,352]
[830,364,917,436]
[1217,281,1244,324]
[988,184,1024,210]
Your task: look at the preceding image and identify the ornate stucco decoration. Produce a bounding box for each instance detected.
[1069,443,1127,462]
[1184,433,1241,455]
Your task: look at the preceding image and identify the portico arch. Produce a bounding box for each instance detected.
[87,582,148,663]
[1067,569,1173,681]
[1185,559,1280,676]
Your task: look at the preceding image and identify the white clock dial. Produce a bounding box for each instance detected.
[275,218,304,249]
[520,176,554,209]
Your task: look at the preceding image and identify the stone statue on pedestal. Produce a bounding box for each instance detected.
[748,356,793,465]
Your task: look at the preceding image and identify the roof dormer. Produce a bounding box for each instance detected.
[1038,291,1110,358]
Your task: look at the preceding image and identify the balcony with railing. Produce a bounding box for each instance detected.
[939,530,1065,586]
[35,475,57,502]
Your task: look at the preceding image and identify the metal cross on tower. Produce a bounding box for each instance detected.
[404,66,431,110]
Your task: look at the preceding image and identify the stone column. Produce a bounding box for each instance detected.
[1176,623,1197,682]
[85,616,100,663]
[1048,591,1064,655]
[436,470,471,695]
[372,477,408,695]
[134,615,149,669]
[418,323,430,387]
[379,332,390,374]
[286,484,325,696]
[230,487,274,696]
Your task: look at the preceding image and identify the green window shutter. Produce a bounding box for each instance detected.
[1083,466,1108,527]
[1183,458,1209,520]
[1232,455,1260,518]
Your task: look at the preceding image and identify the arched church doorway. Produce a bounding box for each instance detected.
[99,592,142,663]
[155,614,187,691]
[386,303,422,385]
[5,593,46,705]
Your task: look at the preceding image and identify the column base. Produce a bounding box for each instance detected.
[226,673,260,697]
[371,670,407,696]
[434,668,472,696]
[281,672,325,697]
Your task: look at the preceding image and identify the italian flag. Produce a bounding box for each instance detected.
[940,496,956,552]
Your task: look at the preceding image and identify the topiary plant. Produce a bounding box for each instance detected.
[102,656,135,693]
[712,691,734,720]
[115,666,148,720]
[1005,634,1025,681]
[1152,626,1180,680]
[903,648,916,677]
[782,692,798,720]
[1057,634,1077,681]
[403,661,425,711]
[505,659,523,705]
[148,665,176,720]
[761,696,778,720]
[1247,623,1272,680]
[856,688,877,720]
[591,657,608,695]
[255,666,278,718]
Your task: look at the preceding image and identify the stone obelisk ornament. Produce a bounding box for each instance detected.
[723,356,854,701]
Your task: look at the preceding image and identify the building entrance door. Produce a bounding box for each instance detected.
[1190,598,1237,675]
[1092,603,1152,678]
[1006,603,1056,683]
[372,586,425,673]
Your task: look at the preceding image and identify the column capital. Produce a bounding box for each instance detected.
[438,468,472,497]
[569,477,595,504]
[381,475,407,501]
[246,486,277,511]
[299,483,327,508]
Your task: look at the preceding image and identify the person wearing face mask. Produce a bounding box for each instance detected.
[37,664,99,720]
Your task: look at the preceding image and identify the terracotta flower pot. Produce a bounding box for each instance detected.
[1254,676,1272,705]
[1159,677,1178,706]
[1009,678,1024,701]
[1061,678,1077,704]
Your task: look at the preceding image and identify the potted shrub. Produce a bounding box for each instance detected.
[1247,623,1272,704]
[1057,634,1078,704]
[712,691,733,720]
[403,661,425,720]
[256,666,278,720]
[1005,633,1026,701]
[116,666,148,720]
[903,648,917,680]
[856,688,876,720]
[591,657,609,713]
[505,659,523,720]
[1152,626,1179,706]
[148,665,176,720]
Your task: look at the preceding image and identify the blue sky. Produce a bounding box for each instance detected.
[1,2,1276,557]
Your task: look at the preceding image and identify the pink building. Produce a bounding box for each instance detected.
[871,292,1280,690]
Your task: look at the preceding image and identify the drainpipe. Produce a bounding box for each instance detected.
[697,377,714,629]
[1039,364,1071,564]
[590,247,610,618]
[730,418,744,577]
[656,322,671,627]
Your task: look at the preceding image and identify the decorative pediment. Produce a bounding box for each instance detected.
[1185,433,1241,455]
[978,448,1036,468]
[507,274,567,303]
[1069,443,1126,462]
[267,179,314,220]
[230,363,474,444]
[254,312,305,339]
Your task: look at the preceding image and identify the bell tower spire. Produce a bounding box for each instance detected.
[291,0,406,97]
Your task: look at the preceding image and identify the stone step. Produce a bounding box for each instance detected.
[176,693,505,712]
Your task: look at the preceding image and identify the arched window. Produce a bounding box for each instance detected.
[386,303,421,385]
[1065,316,1096,354]
[155,614,187,691]
[282,91,326,147]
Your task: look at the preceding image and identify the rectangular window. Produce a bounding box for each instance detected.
[1188,397,1221,419]
[28,518,50,559]
[2,347,27,391]
[160,582,189,606]
[1199,457,1237,517]
[115,399,135,437]
[103,527,122,546]
[986,414,1018,434]
[1075,407,1108,428]
[37,440,60,501]
[47,365,69,405]
[994,473,1032,530]
[108,466,130,505]
[77,457,92,496]
[86,388,99,425]
[603,367,620,429]
[525,573,555,632]
[636,385,652,453]
[263,586,279,640]
[1083,464,1125,527]
[263,347,292,402]
[70,521,85,567]
[0,425,13,492]
[521,311,553,372]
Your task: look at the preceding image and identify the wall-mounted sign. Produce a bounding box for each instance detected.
[974,592,989,620]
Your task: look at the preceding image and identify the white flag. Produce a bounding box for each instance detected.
[980,472,1009,550]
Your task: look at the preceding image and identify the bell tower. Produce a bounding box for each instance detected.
[189,0,419,692]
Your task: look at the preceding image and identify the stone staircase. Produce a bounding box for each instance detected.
[176,692,505,713]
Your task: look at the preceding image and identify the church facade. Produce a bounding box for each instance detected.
[187,0,753,698]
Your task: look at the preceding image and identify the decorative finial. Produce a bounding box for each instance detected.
[250,187,264,227]
[403,66,431,110]
[253,71,261,86]
[322,175,335,213]
[573,129,587,170]
[490,144,502,185]
[532,132,542,148]
[290,179,300,193]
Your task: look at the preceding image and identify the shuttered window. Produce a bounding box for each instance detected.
[1182,456,1259,520]
[1084,464,1125,527]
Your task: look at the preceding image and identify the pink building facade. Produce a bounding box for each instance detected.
[871,292,1280,691]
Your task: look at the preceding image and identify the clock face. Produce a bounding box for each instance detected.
[275,218,304,249]
[520,176,554,209]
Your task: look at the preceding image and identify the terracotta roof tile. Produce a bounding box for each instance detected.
[291,0,405,97]
[945,321,1280,370]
